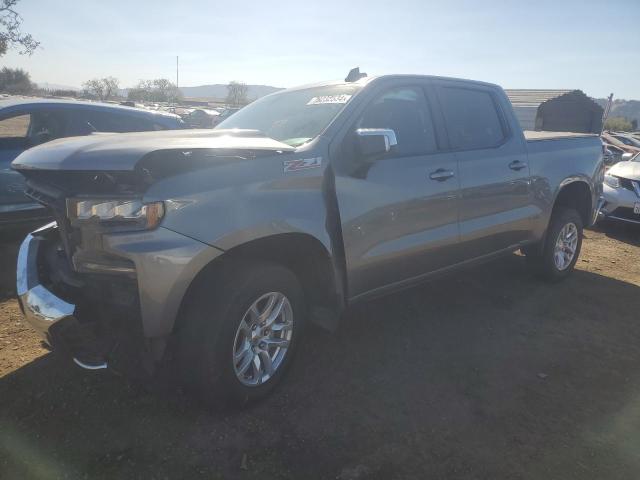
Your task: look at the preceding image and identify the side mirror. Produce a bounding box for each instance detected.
[622,152,634,162]
[356,128,397,159]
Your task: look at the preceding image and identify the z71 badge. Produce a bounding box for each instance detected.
[283,157,322,173]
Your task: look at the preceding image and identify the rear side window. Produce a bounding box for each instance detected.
[0,114,30,138]
[357,86,438,157]
[438,87,506,150]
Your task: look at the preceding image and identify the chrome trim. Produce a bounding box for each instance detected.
[73,357,108,370]
[356,128,398,152]
[593,197,605,225]
[16,224,76,339]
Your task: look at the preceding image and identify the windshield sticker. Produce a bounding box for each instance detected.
[307,94,352,105]
[283,157,322,173]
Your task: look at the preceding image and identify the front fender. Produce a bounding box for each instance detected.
[145,155,334,255]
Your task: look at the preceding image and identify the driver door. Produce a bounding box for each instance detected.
[332,83,461,299]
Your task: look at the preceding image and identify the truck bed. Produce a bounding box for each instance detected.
[524,130,598,141]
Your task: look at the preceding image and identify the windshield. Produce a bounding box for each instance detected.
[216,84,361,147]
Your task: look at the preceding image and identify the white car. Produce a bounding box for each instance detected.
[602,153,640,224]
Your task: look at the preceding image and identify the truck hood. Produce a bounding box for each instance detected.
[609,158,640,180]
[12,129,295,172]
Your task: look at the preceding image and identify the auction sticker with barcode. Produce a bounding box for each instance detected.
[307,95,352,105]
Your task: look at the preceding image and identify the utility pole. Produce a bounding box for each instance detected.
[176,56,179,90]
[601,93,614,134]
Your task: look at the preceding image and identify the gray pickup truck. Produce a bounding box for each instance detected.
[13,72,604,405]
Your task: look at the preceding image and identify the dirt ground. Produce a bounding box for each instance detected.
[2,223,640,479]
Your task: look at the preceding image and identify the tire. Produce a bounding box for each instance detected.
[524,207,583,281]
[176,261,305,408]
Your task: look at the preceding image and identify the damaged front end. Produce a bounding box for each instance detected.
[16,170,150,372]
[12,130,288,374]
[15,167,223,375]
[17,221,147,373]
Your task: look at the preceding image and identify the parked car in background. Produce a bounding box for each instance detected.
[185,108,221,128]
[216,107,241,123]
[602,143,632,166]
[609,132,640,148]
[602,132,640,155]
[0,98,184,230]
[601,152,640,224]
[13,73,603,406]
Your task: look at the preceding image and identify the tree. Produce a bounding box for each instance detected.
[604,116,634,132]
[82,76,120,101]
[226,81,249,106]
[0,0,39,56]
[0,66,34,94]
[127,78,182,103]
[101,76,119,100]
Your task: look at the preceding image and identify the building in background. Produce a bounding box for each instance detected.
[505,89,604,133]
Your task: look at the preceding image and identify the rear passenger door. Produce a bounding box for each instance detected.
[434,81,534,259]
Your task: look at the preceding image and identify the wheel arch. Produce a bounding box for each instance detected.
[553,178,593,226]
[173,232,345,334]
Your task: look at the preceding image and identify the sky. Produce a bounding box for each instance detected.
[2,0,639,99]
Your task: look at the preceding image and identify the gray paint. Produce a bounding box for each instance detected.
[13,74,604,344]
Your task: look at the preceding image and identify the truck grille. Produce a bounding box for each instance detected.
[25,182,79,265]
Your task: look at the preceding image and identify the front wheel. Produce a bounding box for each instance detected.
[177,262,305,407]
[524,207,583,281]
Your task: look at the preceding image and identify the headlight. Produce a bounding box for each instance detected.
[604,174,620,189]
[67,198,164,230]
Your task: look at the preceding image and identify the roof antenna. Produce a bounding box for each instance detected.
[345,67,367,82]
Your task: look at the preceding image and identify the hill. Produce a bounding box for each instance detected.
[36,82,81,91]
[596,98,640,124]
[179,84,282,101]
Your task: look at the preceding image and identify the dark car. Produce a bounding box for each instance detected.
[0,98,184,230]
[184,108,221,128]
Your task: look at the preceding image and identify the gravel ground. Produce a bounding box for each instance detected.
[1,222,640,479]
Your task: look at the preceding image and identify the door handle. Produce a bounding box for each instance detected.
[508,160,528,171]
[429,168,455,181]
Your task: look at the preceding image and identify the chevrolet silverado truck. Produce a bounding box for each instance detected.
[13,72,604,405]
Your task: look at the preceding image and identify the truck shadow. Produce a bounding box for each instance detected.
[2,254,640,479]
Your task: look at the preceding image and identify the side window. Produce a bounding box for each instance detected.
[79,111,156,133]
[0,114,31,139]
[438,87,506,150]
[28,111,66,145]
[358,86,438,157]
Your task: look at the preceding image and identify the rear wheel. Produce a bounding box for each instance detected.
[524,207,583,281]
[177,262,305,407]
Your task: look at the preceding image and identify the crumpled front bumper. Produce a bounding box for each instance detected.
[16,222,75,341]
[16,221,225,370]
